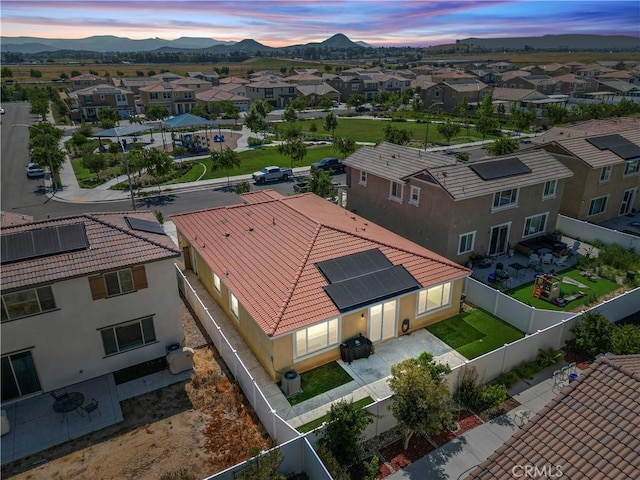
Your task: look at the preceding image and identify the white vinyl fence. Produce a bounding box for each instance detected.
[556,214,640,251]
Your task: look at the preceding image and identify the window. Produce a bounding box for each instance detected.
[390,181,403,202]
[359,170,367,186]
[89,266,147,300]
[2,286,56,322]
[184,92,193,99]
[116,94,126,102]
[492,189,518,210]
[523,213,548,237]
[288,87,295,94]
[150,92,158,100]
[213,272,221,293]
[295,318,339,358]
[458,232,476,255]
[417,282,452,314]
[100,317,156,356]
[104,269,135,296]
[600,165,612,183]
[624,159,639,176]
[162,92,172,100]
[351,84,359,91]
[265,88,274,99]
[542,180,557,199]
[409,186,420,205]
[1,350,41,401]
[230,292,239,319]
[588,196,608,216]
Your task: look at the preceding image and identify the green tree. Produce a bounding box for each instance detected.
[210,146,241,191]
[319,398,373,466]
[611,324,640,355]
[411,95,423,113]
[290,97,310,110]
[277,137,307,170]
[437,120,461,144]
[145,105,170,121]
[144,148,174,191]
[346,94,365,110]
[282,105,298,122]
[333,136,357,159]
[323,111,339,138]
[279,122,302,140]
[543,105,568,126]
[486,136,520,156]
[97,108,120,129]
[251,98,274,118]
[82,152,107,180]
[30,69,42,79]
[390,353,452,450]
[569,311,614,358]
[27,88,51,121]
[1,66,12,78]
[27,122,66,188]
[236,447,286,480]
[244,108,269,138]
[307,167,333,198]
[475,115,499,140]
[190,104,207,117]
[316,96,334,110]
[383,124,412,146]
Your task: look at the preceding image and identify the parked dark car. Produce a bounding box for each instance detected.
[311,157,345,173]
[355,106,370,112]
[373,104,385,111]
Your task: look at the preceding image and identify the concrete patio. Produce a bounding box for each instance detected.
[0,368,191,465]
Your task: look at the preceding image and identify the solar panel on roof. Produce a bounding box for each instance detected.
[316,249,392,283]
[586,134,623,150]
[609,143,640,161]
[125,216,166,235]
[0,223,89,264]
[470,158,532,181]
[587,134,640,160]
[323,265,421,312]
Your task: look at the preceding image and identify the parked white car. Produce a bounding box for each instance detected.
[26,163,45,178]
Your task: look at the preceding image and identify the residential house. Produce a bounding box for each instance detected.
[421,79,490,113]
[187,71,220,86]
[575,64,615,79]
[195,87,250,113]
[326,75,364,103]
[171,77,214,93]
[491,87,550,113]
[535,125,640,222]
[245,78,297,109]
[139,82,196,115]
[73,84,136,121]
[283,73,324,85]
[70,73,106,90]
[467,354,640,480]
[597,78,640,99]
[111,77,166,95]
[171,191,469,381]
[366,72,413,96]
[553,73,599,97]
[495,70,532,87]
[219,76,250,85]
[486,61,516,73]
[502,75,559,95]
[527,63,571,77]
[342,142,573,262]
[295,83,340,106]
[0,212,182,402]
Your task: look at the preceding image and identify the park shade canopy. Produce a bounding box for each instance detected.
[161,113,218,129]
[93,124,154,137]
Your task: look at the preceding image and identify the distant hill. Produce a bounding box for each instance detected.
[0,33,370,54]
[460,34,640,51]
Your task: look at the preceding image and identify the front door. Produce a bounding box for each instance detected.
[619,188,637,216]
[368,300,397,343]
[489,223,510,256]
[1,350,42,402]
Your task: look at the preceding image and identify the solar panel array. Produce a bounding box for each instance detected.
[587,134,640,160]
[316,249,421,312]
[125,216,166,235]
[470,158,532,181]
[1,223,89,264]
[323,265,421,311]
[316,249,392,283]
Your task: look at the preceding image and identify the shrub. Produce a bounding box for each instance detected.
[316,445,349,480]
[536,347,563,367]
[454,366,482,409]
[492,371,519,388]
[568,311,614,358]
[611,324,640,355]
[234,181,251,194]
[479,384,507,411]
[513,361,539,379]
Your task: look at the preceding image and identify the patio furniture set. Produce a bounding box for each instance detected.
[552,363,579,392]
[50,388,101,422]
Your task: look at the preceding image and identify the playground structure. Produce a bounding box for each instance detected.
[533,274,586,307]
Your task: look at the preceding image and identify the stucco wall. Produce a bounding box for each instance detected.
[1,259,183,393]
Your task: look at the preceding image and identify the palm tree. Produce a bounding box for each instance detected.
[211,146,241,191]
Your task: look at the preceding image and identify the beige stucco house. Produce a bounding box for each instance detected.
[1,212,182,402]
[171,191,469,382]
[343,142,573,262]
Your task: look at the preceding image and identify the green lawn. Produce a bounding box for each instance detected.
[286,362,354,406]
[508,268,621,311]
[426,306,524,359]
[288,117,492,145]
[296,396,374,433]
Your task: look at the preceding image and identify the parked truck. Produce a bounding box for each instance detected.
[252,166,293,184]
[310,157,345,173]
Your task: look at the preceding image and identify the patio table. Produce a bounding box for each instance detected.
[509,262,526,279]
[53,392,84,421]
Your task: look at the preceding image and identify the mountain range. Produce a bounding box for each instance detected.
[1,33,371,54]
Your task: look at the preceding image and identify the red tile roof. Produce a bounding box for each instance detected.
[466,354,640,480]
[171,192,470,337]
[1,211,180,291]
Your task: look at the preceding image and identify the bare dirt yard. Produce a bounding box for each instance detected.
[2,300,272,480]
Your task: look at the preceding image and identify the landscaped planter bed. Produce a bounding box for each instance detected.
[431,409,484,446]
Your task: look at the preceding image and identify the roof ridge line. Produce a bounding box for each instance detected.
[269,223,322,336]
[85,213,180,255]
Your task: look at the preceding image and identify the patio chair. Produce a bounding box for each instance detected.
[552,369,568,391]
[80,398,101,421]
[541,253,554,265]
[570,241,581,256]
[49,388,68,401]
[553,255,568,267]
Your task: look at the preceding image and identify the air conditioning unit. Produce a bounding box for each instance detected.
[281,369,302,397]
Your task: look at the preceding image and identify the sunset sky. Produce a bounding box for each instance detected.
[2,0,638,48]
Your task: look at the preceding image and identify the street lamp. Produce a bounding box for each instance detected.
[12,123,57,193]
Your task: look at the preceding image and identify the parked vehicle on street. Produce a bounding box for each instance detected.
[252,166,293,184]
[311,157,345,173]
[26,163,45,178]
[355,106,371,112]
